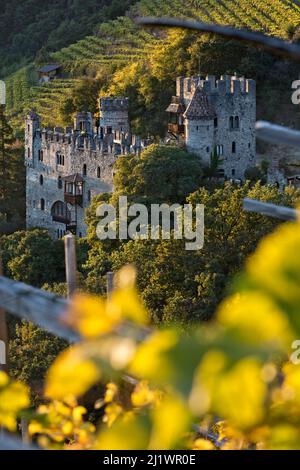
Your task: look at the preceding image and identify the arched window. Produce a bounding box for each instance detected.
[58,176,62,189]
[88,190,91,202]
[38,150,43,162]
[83,164,87,176]
[27,148,31,158]
[232,142,236,154]
[97,167,101,178]
[235,116,240,129]
[229,116,234,129]
[217,145,224,157]
[214,117,218,128]
[39,174,43,185]
[40,198,45,211]
[51,201,71,224]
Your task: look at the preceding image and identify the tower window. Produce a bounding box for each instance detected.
[39,175,43,186]
[232,142,236,154]
[217,145,224,157]
[97,167,101,178]
[230,116,240,129]
[214,118,218,128]
[232,169,236,177]
[38,150,43,162]
[56,153,64,166]
[83,164,87,176]
[88,190,91,202]
[27,148,31,158]
[40,198,45,211]
[28,125,30,132]
[206,146,210,153]
[58,176,62,189]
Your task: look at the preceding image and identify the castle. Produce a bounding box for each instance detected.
[25,74,256,239]
[25,98,151,239]
[166,75,256,179]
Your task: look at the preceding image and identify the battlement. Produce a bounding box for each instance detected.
[177,75,256,99]
[99,97,129,112]
[27,112,151,157]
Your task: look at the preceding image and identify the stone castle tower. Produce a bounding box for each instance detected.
[25,97,148,239]
[166,74,256,179]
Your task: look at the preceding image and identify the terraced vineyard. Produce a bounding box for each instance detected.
[5,0,300,129]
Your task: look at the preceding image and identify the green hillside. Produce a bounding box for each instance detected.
[0,0,137,77]
[4,0,300,131]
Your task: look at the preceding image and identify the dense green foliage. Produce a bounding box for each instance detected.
[0,106,25,232]
[83,145,300,323]
[112,145,203,205]
[5,0,300,132]
[0,0,136,77]
[0,229,65,287]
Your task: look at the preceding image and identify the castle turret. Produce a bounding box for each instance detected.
[168,74,256,179]
[25,111,40,167]
[74,111,93,134]
[183,86,215,162]
[99,97,129,135]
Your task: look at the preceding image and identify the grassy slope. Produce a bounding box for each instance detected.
[5,0,300,130]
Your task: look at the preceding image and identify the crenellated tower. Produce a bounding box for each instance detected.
[166,74,256,179]
[25,111,40,168]
[99,97,130,135]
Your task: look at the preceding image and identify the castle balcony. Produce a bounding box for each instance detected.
[166,97,185,135]
[62,174,84,206]
[167,123,185,135]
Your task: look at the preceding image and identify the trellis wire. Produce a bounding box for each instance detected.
[0,276,78,342]
[256,121,300,147]
[243,198,298,221]
[135,17,300,62]
[0,431,38,450]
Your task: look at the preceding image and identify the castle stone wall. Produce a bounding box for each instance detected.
[176,75,256,179]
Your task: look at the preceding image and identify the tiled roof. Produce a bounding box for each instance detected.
[184,86,215,120]
[166,96,186,114]
[62,173,84,183]
[38,64,61,73]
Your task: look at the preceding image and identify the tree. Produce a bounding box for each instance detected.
[0,229,65,287]
[93,182,300,324]
[9,321,66,389]
[112,144,204,206]
[0,106,25,232]
[59,78,104,125]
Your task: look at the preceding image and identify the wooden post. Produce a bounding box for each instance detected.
[107,272,114,299]
[21,418,30,445]
[64,234,77,298]
[0,257,8,373]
